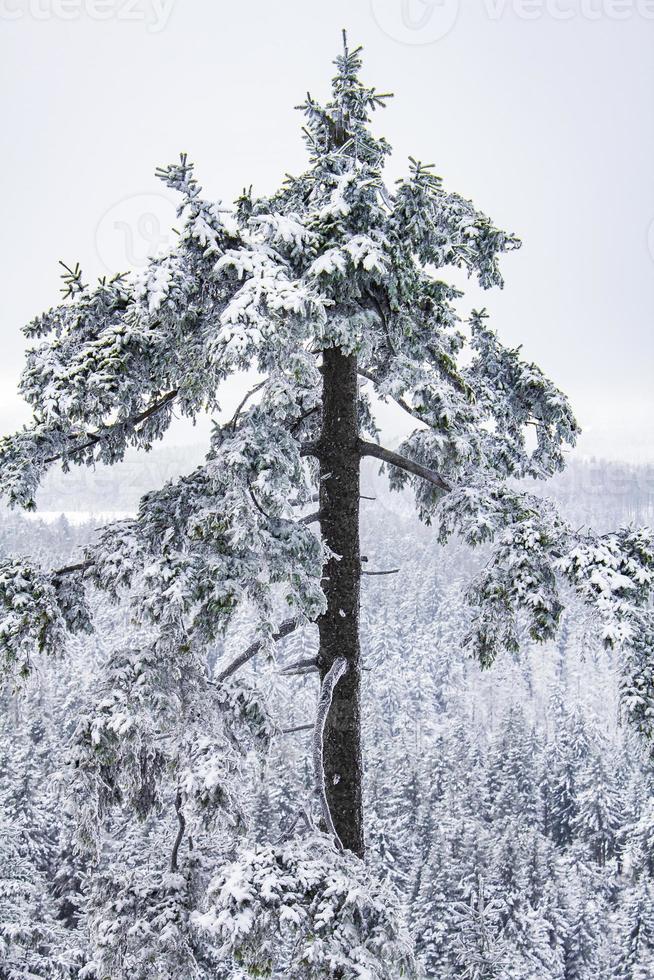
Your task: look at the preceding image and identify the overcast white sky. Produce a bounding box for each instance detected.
[1,0,652,462]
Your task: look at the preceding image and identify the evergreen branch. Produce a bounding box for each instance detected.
[313,657,348,850]
[42,389,179,465]
[229,381,266,432]
[58,260,86,299]
[358,439,452,494]
[363,289,398,357]
[280,657,319,675]
[50,512,317,588]
[358,368,429,427]
[248,483,272,520]
[215,618,300,683]
[52,559,94,579]
[290,406,320,435]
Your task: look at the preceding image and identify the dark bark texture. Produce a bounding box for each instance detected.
[317,346,364,857]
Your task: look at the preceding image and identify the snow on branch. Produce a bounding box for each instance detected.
[358,439,452,494]
[358,367,425,425]
[313,656,348,849]
[42,388,179,466]
[0,557,92,681]
[214,618,300,683]
[279,656,318,675]
[195,834,416,978]
[52,559,94,579]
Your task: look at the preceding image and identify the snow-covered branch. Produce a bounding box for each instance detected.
[215,618,300,683]
[358,439,452,494]
[358,367,429,427]
[43,388,179,466]
[313,657,348,848]
[279,656,319,675]
[52,558,94,579]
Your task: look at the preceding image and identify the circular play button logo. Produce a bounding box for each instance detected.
[371,0,460,44]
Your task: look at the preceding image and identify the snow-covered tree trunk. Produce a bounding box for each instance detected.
[317,346,364,856]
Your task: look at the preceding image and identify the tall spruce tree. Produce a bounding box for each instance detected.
[1,33,654,976]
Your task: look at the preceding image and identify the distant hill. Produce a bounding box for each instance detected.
[13,444,654,533]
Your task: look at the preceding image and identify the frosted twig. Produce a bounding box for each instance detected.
[229,380,266,431]
[358,439,451,493]
[215,618,300,683]
[52,558,94,579]
[43,388,179,465]
[248,483,272,520]
[280,656,319,675]
[281,723,313,734]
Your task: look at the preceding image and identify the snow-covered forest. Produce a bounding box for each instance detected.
[1,454,654,978]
